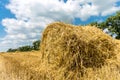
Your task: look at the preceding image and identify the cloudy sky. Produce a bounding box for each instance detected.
[0,0,120,52]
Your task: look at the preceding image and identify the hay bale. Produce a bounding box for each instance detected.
[40,22,116,74]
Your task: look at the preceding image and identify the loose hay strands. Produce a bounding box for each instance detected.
[40,22,117,79]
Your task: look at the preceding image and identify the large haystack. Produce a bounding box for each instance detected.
[40,22,117,78]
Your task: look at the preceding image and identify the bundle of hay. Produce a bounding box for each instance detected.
[40,22,117,78]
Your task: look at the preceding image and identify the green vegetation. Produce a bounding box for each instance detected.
[89,11,120,39]
[32,40,40,50]
[7,48,18,52]
[7,40,40,52]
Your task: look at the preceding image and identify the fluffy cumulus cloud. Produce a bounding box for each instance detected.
[0,0,120,51]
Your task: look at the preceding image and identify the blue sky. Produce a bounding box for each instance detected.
[0,0,120,52]
[0,0,14,37]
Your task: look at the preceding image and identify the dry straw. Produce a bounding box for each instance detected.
[40,22,117,79]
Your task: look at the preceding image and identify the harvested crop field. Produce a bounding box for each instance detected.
[0,22,120,80]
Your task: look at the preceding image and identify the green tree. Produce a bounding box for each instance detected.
[32,40,40,50]
[99,11,120,39]
[18,45,32,52]
[7,48,17,52]
[7,40,41,52]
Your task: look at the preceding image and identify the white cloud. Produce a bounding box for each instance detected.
[0,0,120,52]
[91,0,120,16]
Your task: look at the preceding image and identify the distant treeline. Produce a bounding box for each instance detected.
[7,40,40,52]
